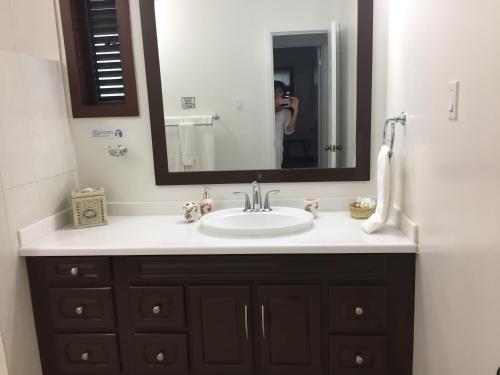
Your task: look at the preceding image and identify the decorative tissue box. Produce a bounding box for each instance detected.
[71,187,108,228]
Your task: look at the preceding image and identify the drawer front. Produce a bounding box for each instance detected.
[44,257,111,283]
[56,334,121,374]
[329,287,387,333]
[49,288,115,330]
[125,255,388,282]
[134,334,188,375]
[130,287,185,329]
[330,336,387,375]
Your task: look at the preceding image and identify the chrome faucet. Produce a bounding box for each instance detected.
[252,181,263,211]
[263,190,280,211]
[233,192,252,212]
[234,182,280,212]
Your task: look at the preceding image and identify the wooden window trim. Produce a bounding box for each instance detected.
[59,0,139,118]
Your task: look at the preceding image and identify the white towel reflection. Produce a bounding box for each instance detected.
[165,122,215,172]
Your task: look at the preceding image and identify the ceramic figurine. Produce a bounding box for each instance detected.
[304,198,320,218]
[183,201,200,223]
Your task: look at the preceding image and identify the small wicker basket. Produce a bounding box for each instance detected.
[71,187,108,229]
[349,203,376,220]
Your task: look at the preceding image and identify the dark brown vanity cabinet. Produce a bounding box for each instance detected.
[27,254,415,375]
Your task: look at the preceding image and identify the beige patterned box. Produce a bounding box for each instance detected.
[71,187,108,228]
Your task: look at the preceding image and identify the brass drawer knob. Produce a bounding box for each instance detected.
[156,352,165,362]
[152,305,161,315]
[75,306,84,315]
[70,267,79,276]
[355,355,364,366]
[355,306,364,316]
[81,352,89,361]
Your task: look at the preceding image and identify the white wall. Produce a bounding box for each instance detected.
[387,0,500,374]
[0,0,78,374]
[63,0,388,203]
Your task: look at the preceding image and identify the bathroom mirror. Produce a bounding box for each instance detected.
[140,0,373,185]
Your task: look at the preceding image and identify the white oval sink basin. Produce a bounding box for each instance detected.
[200,207,314,237]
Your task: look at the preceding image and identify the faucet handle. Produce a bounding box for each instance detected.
[263,190,280,211]
[233,192,252,212]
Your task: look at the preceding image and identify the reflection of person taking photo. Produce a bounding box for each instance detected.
[274,80,299,168]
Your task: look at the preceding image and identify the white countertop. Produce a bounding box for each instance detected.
[19,211,417,256]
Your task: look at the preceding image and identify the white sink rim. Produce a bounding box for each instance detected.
[200,207,314,237]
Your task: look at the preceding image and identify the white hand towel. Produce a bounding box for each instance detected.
[165,126,183,172]
[362,145,392,234]
[178,122,195,171]
[197,125,216,171]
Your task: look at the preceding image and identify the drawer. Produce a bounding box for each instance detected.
[44,257,111,283]
[125,255,388,282]
[330,336,387,375]
[49,288,115,330]
[134,334,188,375]
[329,287,387,333]
[130,287,185,329]
[56,334,121,374]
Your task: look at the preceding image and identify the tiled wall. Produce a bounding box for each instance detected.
[0,0,78,374]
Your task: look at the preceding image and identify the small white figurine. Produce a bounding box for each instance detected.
[183,201,200,223]
[304,198,320,218]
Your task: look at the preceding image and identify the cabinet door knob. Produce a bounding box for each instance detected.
[75,306,84,315]
[355,355,364,366]
[70,267,79,276]
[81,352,89,361]
[355,306,364,316]
[156,352,165,362]
[152,305,161,315]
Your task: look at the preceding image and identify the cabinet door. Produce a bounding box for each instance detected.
[190,286,253,375]
[330,335,388,375]
[133,334,189,375]
[55,334,121,374]
[329,287,388,333]
[129,287,186,329]
[49,287,115,330]
[257,285,321,375]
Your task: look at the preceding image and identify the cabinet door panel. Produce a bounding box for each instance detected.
[55,334,121,374]
[45,257,111,283]
[134,334,188,375]
[129,287,185,329]
[329,287,388,333]
[257,285,321,375]
[329,335,388,375]
[49,288,115,330]
[190,286,253,375]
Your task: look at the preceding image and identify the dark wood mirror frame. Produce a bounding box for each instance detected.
[140,0,373,185]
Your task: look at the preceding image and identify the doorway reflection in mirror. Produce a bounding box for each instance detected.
[272,32,334,169]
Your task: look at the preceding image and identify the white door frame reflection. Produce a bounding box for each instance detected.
[266,23,340,170]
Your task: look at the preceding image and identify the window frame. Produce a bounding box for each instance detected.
[59,0,139,118]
